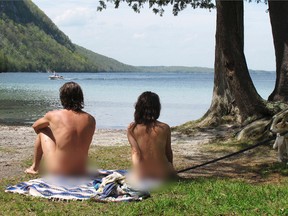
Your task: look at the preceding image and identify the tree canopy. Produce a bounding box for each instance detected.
[97,0,268,16]
[98,0,215,16]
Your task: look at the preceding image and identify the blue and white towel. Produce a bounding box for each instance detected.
[5,170,150,202]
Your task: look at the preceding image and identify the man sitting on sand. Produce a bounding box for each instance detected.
[127,91,176,181]
[25,82,96,176]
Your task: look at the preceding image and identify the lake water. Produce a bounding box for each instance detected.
[0,72,275,129]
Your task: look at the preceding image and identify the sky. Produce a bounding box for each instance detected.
[32,0,274,71]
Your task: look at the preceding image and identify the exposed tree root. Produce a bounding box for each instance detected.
[174,102,288,142]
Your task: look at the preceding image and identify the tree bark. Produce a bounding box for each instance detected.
[203,0,270,125]
[268,0,288,102]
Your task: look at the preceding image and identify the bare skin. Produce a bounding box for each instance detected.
[25,109,95,176]
[127,121,175,180]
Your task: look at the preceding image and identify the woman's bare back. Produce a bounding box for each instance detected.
[128,121,174,180]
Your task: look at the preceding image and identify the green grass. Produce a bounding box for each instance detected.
[172,119,203,134]
[0,146,18,153]
[1,146,288,215]
[259,162,288,177]
[202,140,255,154]
[1,177,288,215]
[88,146,131,170]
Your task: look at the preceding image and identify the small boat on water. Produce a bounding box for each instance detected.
[49,72,64,80]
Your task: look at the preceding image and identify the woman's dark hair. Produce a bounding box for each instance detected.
[134,91,161,129]
[60,82,84,112]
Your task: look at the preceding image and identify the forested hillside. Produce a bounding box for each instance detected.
[75,45,138,72]
[0,0,137,72]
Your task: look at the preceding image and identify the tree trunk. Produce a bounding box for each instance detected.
[268,0,288,102]
[203,0,270,125]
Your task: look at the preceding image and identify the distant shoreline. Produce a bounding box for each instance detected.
[0,68,275,73]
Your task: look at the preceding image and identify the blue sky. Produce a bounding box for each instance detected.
[32,0,274,71]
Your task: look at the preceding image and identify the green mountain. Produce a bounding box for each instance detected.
[0,0,137,72]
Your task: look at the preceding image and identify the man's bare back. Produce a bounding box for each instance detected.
[25,82,96,176]
[128,121,174,180]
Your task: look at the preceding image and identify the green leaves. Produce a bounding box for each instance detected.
[97,0,215,16]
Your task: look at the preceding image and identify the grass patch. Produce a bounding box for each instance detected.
[203,140,254,154]
[88,146,131,170]
[0,146,18,153]
[2,145,288,215]
[22,158,33,169]
[1,177,288,215]
[172,119,203,134]
[259,162,288,177]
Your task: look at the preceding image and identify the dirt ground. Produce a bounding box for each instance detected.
[0,125,283,183]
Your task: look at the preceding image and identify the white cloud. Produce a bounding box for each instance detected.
[133,33,146,39]
[54,7,96,26]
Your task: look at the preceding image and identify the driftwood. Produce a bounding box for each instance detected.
[237,118,271,141]
[270,109,288,162]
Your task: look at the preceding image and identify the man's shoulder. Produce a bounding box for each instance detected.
[42,110,66,123]
[82,111,95,120]
[80,111,96,126]
[88,113,96,124]
[45,110,61,117]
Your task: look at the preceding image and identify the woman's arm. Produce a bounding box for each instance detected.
[127,123,142,168]
[127,123,141,154]
[165,126,173,164]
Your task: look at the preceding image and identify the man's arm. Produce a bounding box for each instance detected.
[32,112,51,133]
[165,126,173,164]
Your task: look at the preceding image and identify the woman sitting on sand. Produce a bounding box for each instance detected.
[127,91,176,181]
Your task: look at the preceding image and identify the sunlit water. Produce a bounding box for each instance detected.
[0,72,275,129]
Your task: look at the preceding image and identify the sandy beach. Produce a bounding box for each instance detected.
[0,125,129,179]
[0,125,280,182]
[0,124,219,179]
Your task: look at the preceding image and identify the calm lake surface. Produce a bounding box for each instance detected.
[0,72,275,129]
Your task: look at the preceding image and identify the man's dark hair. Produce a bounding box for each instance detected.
[60,82,84,111]
[134,91,161,129]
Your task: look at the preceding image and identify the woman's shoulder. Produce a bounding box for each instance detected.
[127,122,136,131]
[156,121,170,130]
